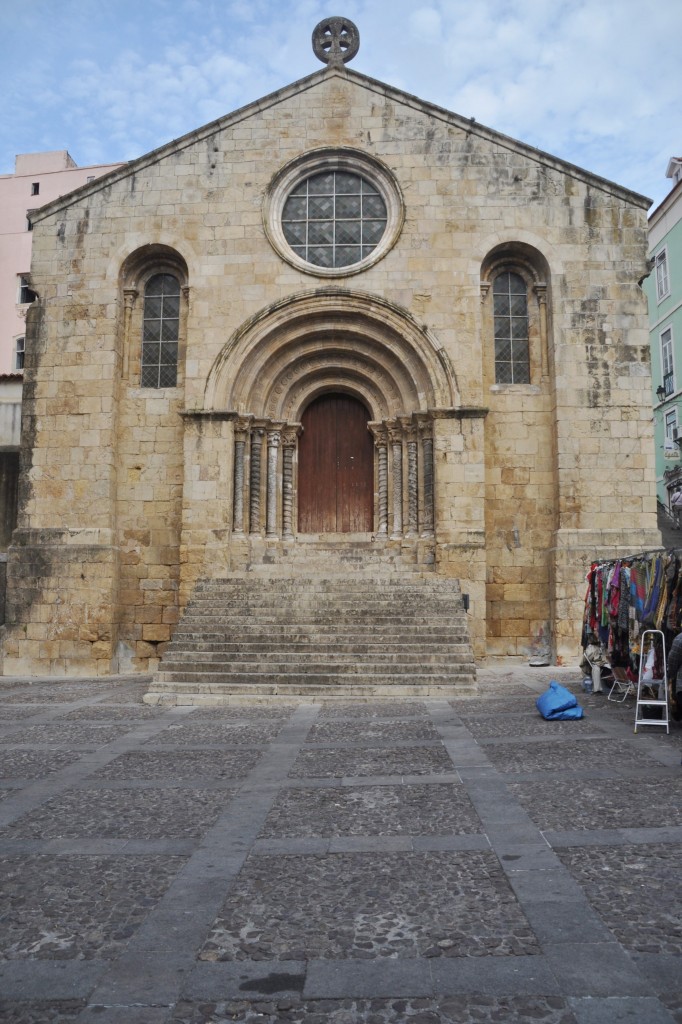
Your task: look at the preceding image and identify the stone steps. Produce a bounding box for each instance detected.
[148,678,475,701]
[162,645,470,660]
[158,657,474,676]
[170,623,469,638]
[145,570,476,705]
[163,640,468,654]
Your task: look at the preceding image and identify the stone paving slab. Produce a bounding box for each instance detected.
[0,750,84,778]
[0,1000,88,1023]
[146,724,282,746]
[482,737,665,774]
[462,715,605,739]
[0,854,187,960]
[555,843,682,955]
[316,701,430,718]
[0,787,236,839]
[93,749,263,781]
[508,776,682,831]
[171,994,579,1023]
[306,719,440,742]
[62,707,165,721]
[0,707,45,719]
[288,744,455,777]
[199,850,540,961]
[188,706,298,721]
[2,724,135,746]
[259,783,482,837]
[0,665,680,1023]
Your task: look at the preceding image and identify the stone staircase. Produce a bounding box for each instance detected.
[144,570,476,705]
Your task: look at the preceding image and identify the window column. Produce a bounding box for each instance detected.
[122,288,138,380]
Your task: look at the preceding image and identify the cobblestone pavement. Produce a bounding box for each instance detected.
[0,668,681,1023]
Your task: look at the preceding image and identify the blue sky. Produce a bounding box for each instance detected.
[1,0,680,209]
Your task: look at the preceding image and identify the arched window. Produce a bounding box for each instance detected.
[120,245,188,389]
[141,273,180,388]
[481,243,551,389]
[493,272,530,384]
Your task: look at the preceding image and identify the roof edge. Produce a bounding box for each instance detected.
[31,64,652,222]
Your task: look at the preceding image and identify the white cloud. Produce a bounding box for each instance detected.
[0,0,681,207]
[408,8,443,40]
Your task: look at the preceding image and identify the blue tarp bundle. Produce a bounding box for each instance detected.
[536,680,584,720]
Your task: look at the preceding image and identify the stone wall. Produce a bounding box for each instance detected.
[2,66,659,674]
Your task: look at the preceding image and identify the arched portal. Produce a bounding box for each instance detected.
[298,393,374,533]
[203,288,459,542]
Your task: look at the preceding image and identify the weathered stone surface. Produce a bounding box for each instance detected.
[3,54,659,677]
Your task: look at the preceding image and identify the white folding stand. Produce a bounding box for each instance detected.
[635,630,669,734]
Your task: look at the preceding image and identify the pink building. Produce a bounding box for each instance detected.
[0,151,124,376]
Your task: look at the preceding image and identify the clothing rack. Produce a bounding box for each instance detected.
[589,548,667,568]
[582,550,680,728]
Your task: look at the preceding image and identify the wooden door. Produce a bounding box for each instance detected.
[298,394,373,533]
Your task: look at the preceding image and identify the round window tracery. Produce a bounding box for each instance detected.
[264,149,404,277]
[282,171,387,269]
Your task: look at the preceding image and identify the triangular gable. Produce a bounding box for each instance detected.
[31,63,651,223]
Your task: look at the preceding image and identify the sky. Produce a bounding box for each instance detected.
[0,0,680,210]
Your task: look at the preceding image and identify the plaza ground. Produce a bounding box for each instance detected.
[0,664,680,1023]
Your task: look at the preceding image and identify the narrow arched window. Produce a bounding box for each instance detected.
[493,272,530,384]
[141,274,180,388]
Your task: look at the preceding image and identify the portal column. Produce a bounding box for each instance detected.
[387,421,403,539]
[249,426,265,535]
[265,427,281,538]
[281,425,301,540]
[370,424,389,536]
[417,414,434,537]
[232,417,251,535]
[403,419,419,538]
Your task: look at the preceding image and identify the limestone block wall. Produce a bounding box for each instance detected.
[178,413,235,607]
[114,389,185,671]
[3,529,118,676]
[484,390,556,658]
[2,66,660,673]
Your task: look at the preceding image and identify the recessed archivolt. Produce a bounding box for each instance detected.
[257,340,417,421]
[204,289,458,419]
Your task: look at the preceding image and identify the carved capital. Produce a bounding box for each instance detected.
[234,415,253,442]
[282,423,302,448]
[400,417,418,443]
[534,282,547,305]
[368,422,388,448]
[414,413,433,441]
[386,419,402,445]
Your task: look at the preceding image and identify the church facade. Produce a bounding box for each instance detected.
[1,24,660,677]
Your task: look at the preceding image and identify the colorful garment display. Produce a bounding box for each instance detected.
[582,551,680,674]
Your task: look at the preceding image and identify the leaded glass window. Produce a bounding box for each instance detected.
[281,171,387,268]
[493,272,530,384]
[141,274,180,388]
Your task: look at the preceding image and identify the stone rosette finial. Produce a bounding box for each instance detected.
[312,16,360,66]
